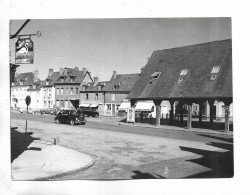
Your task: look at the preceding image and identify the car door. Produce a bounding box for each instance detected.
[57,111,64,122]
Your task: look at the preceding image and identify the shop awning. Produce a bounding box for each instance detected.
[79,103,91,107]
[135,101,154,111]
[90,103,99,107]
[119,102,131,111]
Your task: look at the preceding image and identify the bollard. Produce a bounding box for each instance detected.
[54,137,59,145]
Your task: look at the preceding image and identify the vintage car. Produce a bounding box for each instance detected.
[77,107,99,117]
[54,110,86,125]
[40,108,57,115]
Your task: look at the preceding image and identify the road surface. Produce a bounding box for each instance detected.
[11,112,233,179]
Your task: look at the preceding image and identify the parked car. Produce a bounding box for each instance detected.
[77,107,99,117]
[54,110,86,125]
[40,108,57,115]
[19,107,35,114]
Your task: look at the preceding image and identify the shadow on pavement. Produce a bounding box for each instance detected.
[120,117,233,131]
[11,127,39,163]
[196,134,233,143]
[180,141,233,178]
[131,171,165,179]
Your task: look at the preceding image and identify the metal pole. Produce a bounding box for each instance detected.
[25,105,28,137]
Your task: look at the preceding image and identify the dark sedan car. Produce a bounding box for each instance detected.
[54,110,86,125]
[77,107,99,117]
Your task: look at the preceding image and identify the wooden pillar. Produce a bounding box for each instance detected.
[199,101,203,123]
[169,100,174,125]
[187,102,192,129]
[208,99,215,125]
[179,101,184,124]
[224,105,230,132]
[223,99,232,132]
[153,100,162,126]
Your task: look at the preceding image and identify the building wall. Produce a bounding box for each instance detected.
[11,86,29,109]
[80,92,105,103]
[42,86,56,109]
[54,85,81,109]
[27,90,43,110]
[104,93,128,116]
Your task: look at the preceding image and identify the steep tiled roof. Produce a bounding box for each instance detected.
[13,72,40,87]
[53,68,92,84]
[27,80,45,91]
[45,72,60,86]
[84,81,109,92]
[127,39,232,100]
[102,73,140,92]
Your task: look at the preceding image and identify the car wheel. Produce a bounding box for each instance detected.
[70,119,75,125]
[56,119,60,124]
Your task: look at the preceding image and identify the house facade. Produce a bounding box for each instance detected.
[79,71,140,116]
[102,71,140,116]
[79,76,107,115]
[53,67,93,109]
[11,70,43,110]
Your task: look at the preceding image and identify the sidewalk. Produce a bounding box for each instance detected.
[86,116,233,136]
[11,128,95,180]
[118,121,233,136]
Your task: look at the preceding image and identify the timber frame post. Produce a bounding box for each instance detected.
[186,101,193,129]
[198,101,204,123]
[169,100,175,125]
[208,99,215,126]
[222,99,232,132]
[153,100,162,126]
[179,100,184,125]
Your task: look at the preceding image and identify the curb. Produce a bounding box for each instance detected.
[118,122,233,136]
[32,160,95,181]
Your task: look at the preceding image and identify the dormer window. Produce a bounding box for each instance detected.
[151,72,161,79]
[211,66,221,74]
[177,78,183,83]
[148,72,161,85]
[180,69,188,76]
[98,85,102,90]
[20,81,23,85]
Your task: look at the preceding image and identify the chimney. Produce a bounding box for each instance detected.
[93,76,99,86]
[60,68,63,74]
[48,68,53,77]
[83,68,87,76]
[112,71,117,79]
[34,69,39,82]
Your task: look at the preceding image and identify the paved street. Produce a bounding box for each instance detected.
[11,112,233,179]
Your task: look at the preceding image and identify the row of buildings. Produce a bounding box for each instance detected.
[11,66,141,116]
[11,39,233,129]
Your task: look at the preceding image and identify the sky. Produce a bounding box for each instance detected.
[9,18,231,81]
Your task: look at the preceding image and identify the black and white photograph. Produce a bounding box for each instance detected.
[1,0,250,194]
[9,18,233,180]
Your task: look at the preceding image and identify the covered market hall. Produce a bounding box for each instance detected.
[127,39,233,132]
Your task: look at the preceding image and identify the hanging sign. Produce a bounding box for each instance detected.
[15,38,34,64]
